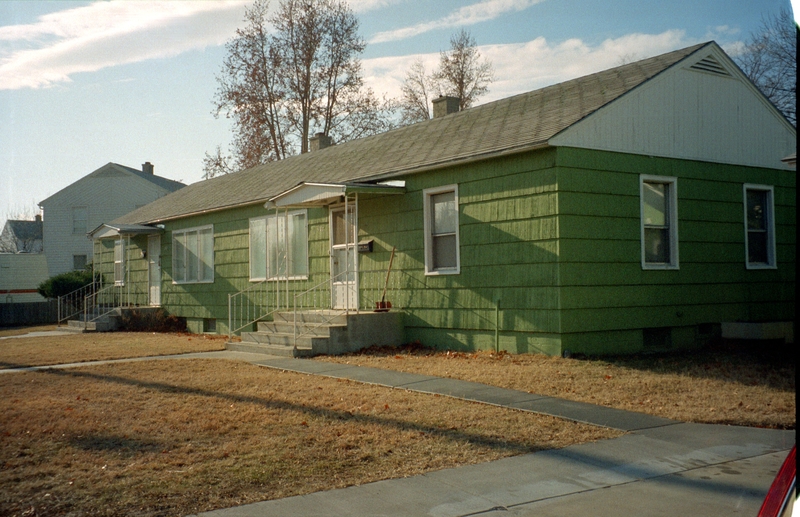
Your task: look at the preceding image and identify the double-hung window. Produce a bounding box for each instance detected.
[249,211,308,281]
[640,175,679,269]
[423,185,460,275]
[72,206,88,234]
[743,184,776,269]
[172,225,214,284]
[114,238,125,285]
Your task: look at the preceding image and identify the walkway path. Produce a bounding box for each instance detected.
[1,349,793,516]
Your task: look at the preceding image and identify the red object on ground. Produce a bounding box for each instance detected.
[758,445,796,517]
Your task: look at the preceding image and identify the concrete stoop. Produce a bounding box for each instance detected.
[65,310,120,333]
[229,310,404,357]
[64,307,163,333]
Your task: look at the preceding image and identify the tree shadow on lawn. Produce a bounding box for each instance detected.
[586,338,795,393]
[35,366,550,456]
[69,434,165,458]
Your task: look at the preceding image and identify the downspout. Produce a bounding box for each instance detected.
[495,299,500,354]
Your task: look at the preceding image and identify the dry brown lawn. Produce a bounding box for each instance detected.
[0,325,59,337]
[0,359,618,516]
[318,342,796,430]
[0,331,226,368]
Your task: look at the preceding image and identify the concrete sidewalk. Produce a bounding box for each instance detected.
[1,350,793,516]
[195,355,793,517]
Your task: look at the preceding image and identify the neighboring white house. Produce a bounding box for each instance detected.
[0,217,48,303]
[38,162,185,277]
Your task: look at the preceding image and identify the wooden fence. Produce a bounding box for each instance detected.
[0,300,58,327]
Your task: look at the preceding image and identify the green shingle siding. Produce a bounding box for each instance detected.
[555,147,794,353]
[96,144,794,355]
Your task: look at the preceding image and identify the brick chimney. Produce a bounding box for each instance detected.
[142,162,154,175]
[432,96,460,118]
[309,132,333,152]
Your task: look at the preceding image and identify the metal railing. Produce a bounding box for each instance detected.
[82,282,147,324]
[292,270,346,347]
[290,268,402,347]
[57,278,101,325]
[228,279,291,341]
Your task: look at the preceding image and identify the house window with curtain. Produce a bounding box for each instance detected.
[423,185,460,275]
[743,184,776,269]
[640,175,679,269]
[114,238,125,285]
[172,225,214,284]
[249,211,308,281]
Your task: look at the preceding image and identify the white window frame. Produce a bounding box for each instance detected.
[743,184,777,269]
[172,225,214,284]
[114,238,125,286]
[423,184,460,275]
[72,206,88,235]
[249,211,308,281]
[640,175,679,270]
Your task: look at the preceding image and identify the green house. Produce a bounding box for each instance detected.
[89,41,795,356]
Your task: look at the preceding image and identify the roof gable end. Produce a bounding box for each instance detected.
[549,42,796,170]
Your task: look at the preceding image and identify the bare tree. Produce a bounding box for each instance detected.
[208,0,394,178]
[736,8,796,126]
[201,146,237,180]
[212,0,291,173]
[399,30,493,124]
[435,29,494,111]
[399,59,438,124]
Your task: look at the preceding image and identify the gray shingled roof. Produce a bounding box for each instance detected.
[115,42,709,225]
[0,219,43,253]
[114,163,186,193]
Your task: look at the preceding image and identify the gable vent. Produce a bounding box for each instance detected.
[690,55,731,76]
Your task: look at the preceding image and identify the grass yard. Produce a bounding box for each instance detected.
[0,331,226,368]
[318,340,796,430]
[0,359,618,516]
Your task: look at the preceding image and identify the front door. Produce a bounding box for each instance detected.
[330,206,357,310]
[148,235,161,306]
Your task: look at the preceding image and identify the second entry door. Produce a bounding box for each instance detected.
[330,207,357,310]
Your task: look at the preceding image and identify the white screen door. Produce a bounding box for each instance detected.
[330,207,357,310]
[148,235,161,306]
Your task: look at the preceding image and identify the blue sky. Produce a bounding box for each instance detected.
[0,0,795,219]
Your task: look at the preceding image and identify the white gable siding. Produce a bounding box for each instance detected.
[550,49,796,170]
[0,253,49,303]
[40,165,179,277]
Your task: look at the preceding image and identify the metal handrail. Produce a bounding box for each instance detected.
[83,282,146,324]
[227,256,295,341]
[57,277,102,325]
[292,270,348,348]
[228,279,280,341]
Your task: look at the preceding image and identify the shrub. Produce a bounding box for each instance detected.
[37,266,95,299]
[118,309,187,333]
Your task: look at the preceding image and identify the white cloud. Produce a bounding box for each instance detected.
[348,0,402,13]
[369,0,544,44]
[0,1,249,90]
[363,30,695,102]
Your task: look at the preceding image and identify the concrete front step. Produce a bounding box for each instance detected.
[256,320,343,336]
[66,317,117,333]
[273,311,348,325]
[226,340,314,358]
[239,330,324,349]
[230,310,404,357]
